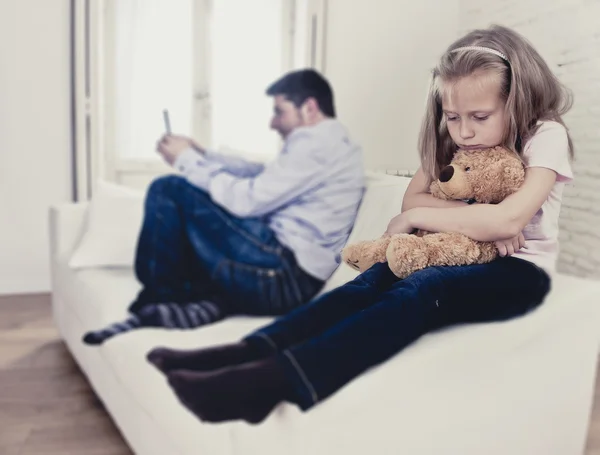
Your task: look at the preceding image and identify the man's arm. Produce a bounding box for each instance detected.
[401,167,469,212]
[202,148,265,178]
[174,130,329,218]
[181,137,266,178]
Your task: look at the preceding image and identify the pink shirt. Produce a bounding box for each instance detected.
[511,121,573,273]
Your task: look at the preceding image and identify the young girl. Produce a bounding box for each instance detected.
[146,24,574,424]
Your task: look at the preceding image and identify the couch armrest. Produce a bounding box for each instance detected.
[48,202,89,267]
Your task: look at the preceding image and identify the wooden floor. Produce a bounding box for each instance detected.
[0,293,600,455]
[0,294,132,455]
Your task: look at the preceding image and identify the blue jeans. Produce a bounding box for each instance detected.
[130,176,323,314]
[244,257,551,410]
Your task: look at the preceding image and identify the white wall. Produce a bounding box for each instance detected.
[0,0,72,294]
[324,0,460,172]
[459,0,600,278]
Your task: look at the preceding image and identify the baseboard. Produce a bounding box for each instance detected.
[0,275,51,296]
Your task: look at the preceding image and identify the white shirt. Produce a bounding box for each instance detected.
[512,121,574,273]
[174,119,366,281]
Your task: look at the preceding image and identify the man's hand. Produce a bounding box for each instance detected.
[156,134,204,165]
[495,232,526,257]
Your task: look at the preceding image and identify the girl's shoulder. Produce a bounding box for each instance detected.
[522,120,572,183]
[525,120,567,145]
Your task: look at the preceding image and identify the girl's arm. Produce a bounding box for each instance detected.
[402,167,558,242]
[401,167,470,212]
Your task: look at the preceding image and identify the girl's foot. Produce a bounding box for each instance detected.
[146,341,269,374]
[167,357,292,423]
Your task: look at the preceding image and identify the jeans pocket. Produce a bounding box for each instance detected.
[257,268,288,315]
[212,259,284,315]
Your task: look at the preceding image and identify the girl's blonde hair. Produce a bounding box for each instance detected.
[419,24,574,182]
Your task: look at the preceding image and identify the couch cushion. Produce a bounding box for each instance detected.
[57,172,411,331]
[54,262,141,331]
[68,180,145,269]
[54,172,600,454]
[96,272,600,455]
[324,172,411,291]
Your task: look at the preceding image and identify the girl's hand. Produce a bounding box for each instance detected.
[495,232,526,257]
[384,211,415,237]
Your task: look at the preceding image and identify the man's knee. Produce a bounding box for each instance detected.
[147,175,187,199]
[146,175,213,213]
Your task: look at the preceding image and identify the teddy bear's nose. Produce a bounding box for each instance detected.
[439,165,454,183]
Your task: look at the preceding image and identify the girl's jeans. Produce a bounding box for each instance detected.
[244,258,551,410]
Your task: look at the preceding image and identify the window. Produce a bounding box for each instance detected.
[208,0,286,161]
[72,0,327,191]
[111,0,194,160]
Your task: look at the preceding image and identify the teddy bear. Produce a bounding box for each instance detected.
[341,146,525,279]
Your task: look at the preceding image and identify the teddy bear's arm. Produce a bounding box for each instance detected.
[421,232,497,267]
[341,236,392,273]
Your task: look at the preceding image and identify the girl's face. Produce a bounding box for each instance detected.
[441,73,507,150]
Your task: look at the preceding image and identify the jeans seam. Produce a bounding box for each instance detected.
[253,332,279,351]
[211,259,283,280]
[281,254,304,305]
[210,260,226,282]
[282,350,319,406]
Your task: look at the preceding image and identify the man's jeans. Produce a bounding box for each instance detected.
[244,257,551,410]
[129,176,323,314]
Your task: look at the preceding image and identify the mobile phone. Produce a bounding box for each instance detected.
[163,109,171,134]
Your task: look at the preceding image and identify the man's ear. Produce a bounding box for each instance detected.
[304,97,320,115]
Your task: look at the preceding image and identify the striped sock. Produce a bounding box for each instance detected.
[82,301,224,346]
[82,315,143,345]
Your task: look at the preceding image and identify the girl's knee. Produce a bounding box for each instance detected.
[354,262,397,287]
[395,266,450,300]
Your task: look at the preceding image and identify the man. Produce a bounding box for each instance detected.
[83,69,365,345]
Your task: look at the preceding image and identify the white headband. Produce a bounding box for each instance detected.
[450,46,509,62]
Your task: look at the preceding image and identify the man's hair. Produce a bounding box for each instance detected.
[266,69,336,117]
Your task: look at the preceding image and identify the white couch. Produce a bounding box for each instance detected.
[49,173,600,455]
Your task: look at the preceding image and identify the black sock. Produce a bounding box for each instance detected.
[167,357,294,424]
[147,339,273,374]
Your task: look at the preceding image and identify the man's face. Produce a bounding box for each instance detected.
[270,95,305,139]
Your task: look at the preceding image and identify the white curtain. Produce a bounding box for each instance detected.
[113,0,193,160]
